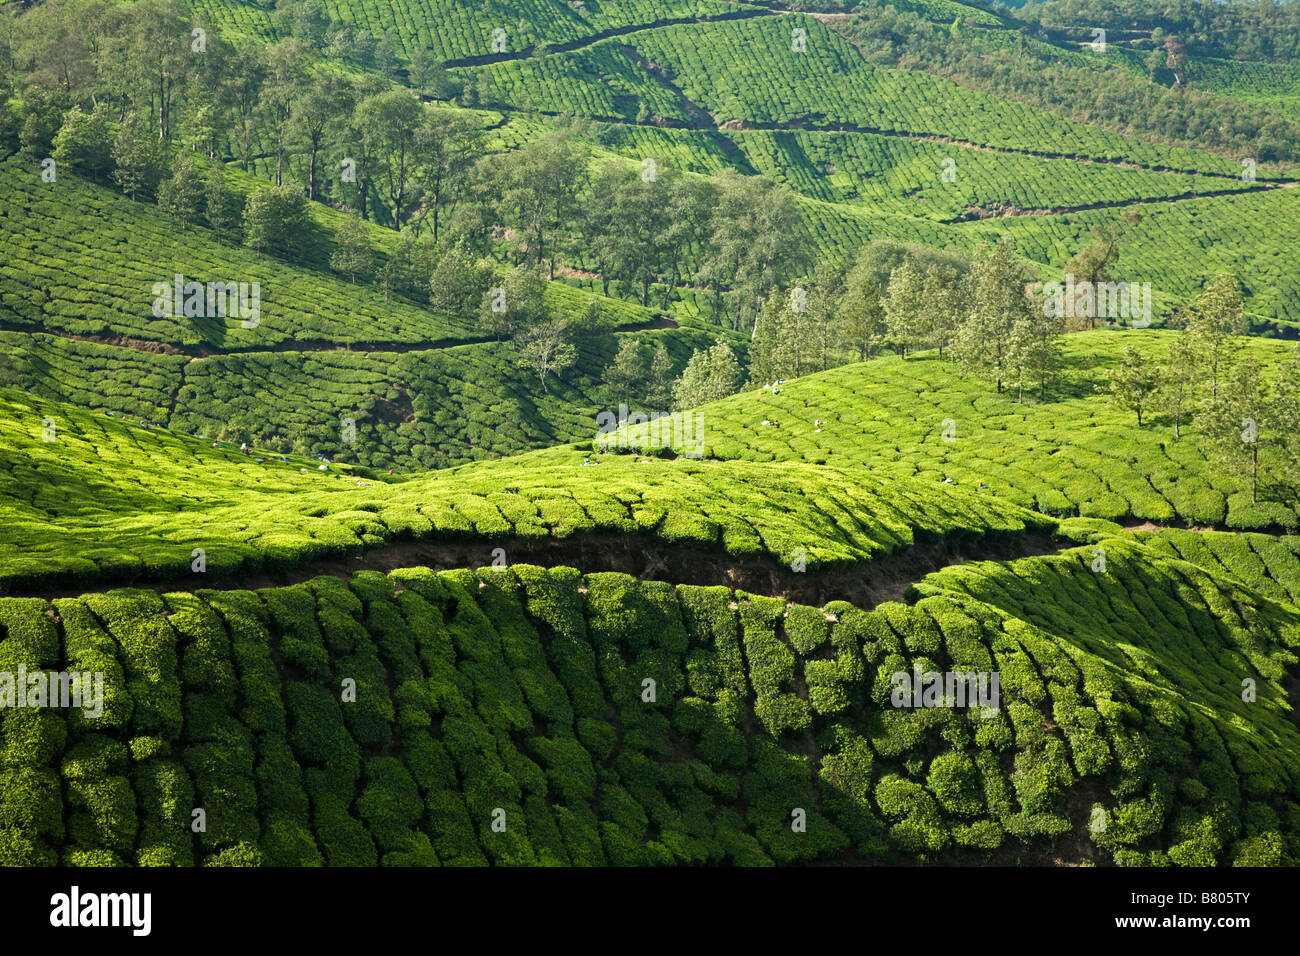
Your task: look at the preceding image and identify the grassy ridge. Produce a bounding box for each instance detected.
[0,385,1052,593]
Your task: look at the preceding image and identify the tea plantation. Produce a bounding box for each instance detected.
[2,535,1297,866]
[4,0,1300,873]
[609,329,1300,530]
[0,386,1052,593]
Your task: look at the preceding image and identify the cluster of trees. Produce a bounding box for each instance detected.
[317,129,806,333]
[748,236,1066,401]
[1,0,810,327]
[0,0,481,220]
[606,233,1079,414]
[837,5,1300,163]
[602,338,745,415]
[1018,0,1300,63]
[1108,274,1300,504]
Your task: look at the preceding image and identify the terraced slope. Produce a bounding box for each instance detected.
[605,329,1300,530]
[0,155,658,350]
[2,539,1296,866]
[732,129,1255,220]
[0,387,1051,593]
[443,11,1298,325]
[0,156,741,469]
[0,321,731,472]
[190,0,758,64]
[480,14,1254,175]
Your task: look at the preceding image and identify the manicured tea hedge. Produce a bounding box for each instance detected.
[2,542,1296,865]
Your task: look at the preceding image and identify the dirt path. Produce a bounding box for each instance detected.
[0,316,675,360]
[22,529,1064,606]
[440,7,771,69]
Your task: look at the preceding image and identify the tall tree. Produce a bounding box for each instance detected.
[1108,344,1162,426]
[157,150,202,228]
[204,161,240,244]
[953,237,1029,393]
[1198,362,1273,504]
[672,343,744,410]
[645,343,675,412]
[515,320,576,394]
[111,111,166,199]
[329,209,374,283]
[427,242,493,320]
[243,184,309,260]
[840,260,886,362]
[480,266,548,342]
[697,170,805,333]
[884,257,924,358]
[51,102,112,181]
[495,129,589,277]
[229,47,266,173]
[360,89,423,228]
[603,339,647,408]
[410,110,482,243]
[1061,210,1140,329]
[917,267,961,360]
[262,38,309,186]
[1188,273,1246,401]
[292,72,354,201]
[1159,322,1198,439]
[657,171,714,310]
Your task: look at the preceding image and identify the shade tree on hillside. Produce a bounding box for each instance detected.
[602,339,647,408]
[840,258,888,362]
[751,264,845,383]
[1197,358,1300,506]
[515,320,577,394]
[884,257,925,359]
[243,185,310,261]
[697,170,807,333]
[1060,212,1142,331]
[1184,273,1247,400]
[204,164,242,245]
[110,112,167,201]
[480,266,549,342]
[329,209,374,283]
[672,343,744,410]
[1108,344,1163,426]
[291,72,356,202]
[157,152,202,230]
[426,243,495,321]
[953,236,1035,395]
[50,103,112,183]
[1157,322,1199,439]
[646,343,676,411]
[489,129,590,277]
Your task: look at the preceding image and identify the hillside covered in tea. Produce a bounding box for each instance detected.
[2,0,1300,870]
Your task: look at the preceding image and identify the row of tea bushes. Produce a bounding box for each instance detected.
[617,329,1300,530]
[2,539,1297,865]
[0,385,1053,592]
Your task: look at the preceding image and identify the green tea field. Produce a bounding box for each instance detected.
[2,0,1300,904]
